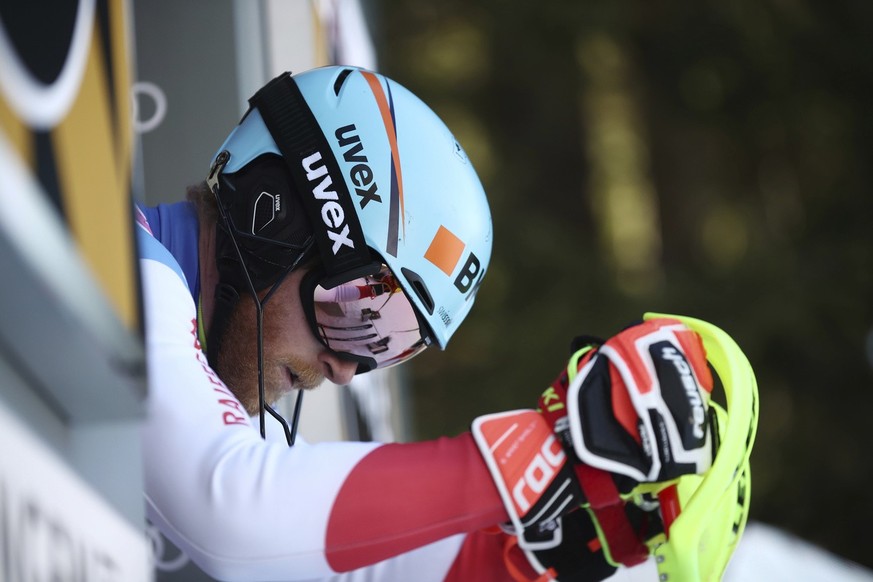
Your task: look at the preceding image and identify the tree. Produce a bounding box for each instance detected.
[376,0,873,567]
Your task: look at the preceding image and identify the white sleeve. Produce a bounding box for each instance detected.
[140,255,508,582]
[141,257,382,580]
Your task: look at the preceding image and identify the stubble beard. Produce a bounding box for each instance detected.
[214,300,323,416]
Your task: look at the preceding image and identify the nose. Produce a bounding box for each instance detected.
[319,350,358,385]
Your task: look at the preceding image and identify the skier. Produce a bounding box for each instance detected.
[137,66,731,581]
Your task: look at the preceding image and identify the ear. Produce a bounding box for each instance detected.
[213,155,313,290]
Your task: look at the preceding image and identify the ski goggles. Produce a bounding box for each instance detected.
[300,264,433,374]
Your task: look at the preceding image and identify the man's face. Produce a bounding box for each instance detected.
[214,267,358,415]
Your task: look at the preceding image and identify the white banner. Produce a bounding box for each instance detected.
[0,403,151,582]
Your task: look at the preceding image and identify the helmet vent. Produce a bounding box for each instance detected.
[401,267,434,315]
[333,68,354,95]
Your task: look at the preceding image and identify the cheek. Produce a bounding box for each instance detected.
[263,288,318,353]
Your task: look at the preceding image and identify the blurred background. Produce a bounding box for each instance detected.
[80,0,873,577]
[1,0,871,580]
[370,0,873,573]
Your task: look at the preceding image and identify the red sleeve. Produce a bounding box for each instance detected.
[326,432,508,572]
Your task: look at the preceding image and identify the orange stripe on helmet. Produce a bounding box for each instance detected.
[361,71,405,239]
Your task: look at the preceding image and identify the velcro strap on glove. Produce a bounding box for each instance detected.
[472,410,584,552]
[576,465,649,568]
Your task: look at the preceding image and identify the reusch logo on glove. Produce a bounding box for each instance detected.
[513,433,566,513]
[472,410,578,552]
[660,345,707,440]
[650,341,707,448]
[472,411,569,515]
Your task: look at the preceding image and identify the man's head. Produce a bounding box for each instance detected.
[190,182,357,415]
[200,67,493,422]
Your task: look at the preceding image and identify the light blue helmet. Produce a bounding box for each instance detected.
[209,66,492,371]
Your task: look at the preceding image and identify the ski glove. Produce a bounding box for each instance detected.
[473,408,586,552]
[473,318,715,578]
[519,501,668,582]
[549,317,715,486]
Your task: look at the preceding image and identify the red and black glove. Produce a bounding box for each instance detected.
[473,318,715,580]
[549,317,714,485]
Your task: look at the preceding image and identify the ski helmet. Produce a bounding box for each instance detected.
[207,66,492,373]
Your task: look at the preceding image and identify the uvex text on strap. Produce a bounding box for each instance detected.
[248,72,377,285]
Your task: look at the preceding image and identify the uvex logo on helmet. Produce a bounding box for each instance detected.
[301,151,355,255]
[335,124,381,209]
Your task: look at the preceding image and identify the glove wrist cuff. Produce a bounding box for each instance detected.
[574,464,650,568]
[472,410,583,552]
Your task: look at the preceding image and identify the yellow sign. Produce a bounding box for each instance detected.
[0,0,140,333]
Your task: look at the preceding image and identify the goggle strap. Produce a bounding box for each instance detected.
[319,260,384,290]
[249,72,372,278]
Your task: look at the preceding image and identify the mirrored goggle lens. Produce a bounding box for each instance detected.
[311,266,429,370]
